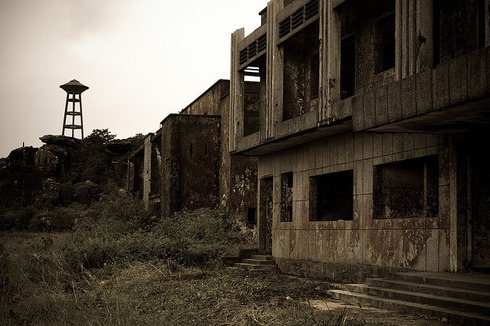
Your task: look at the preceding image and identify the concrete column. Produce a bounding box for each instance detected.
[269,0,284,138]
[230,28,245,151]
[325,0,341,118]
[449,137,469,272]
[318,0,328,123]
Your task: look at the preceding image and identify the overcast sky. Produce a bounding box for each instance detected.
[0,0,267,158]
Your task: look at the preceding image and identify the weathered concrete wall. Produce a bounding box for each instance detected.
[220,86,258,223]
[128,148,144,199]
[160,114,220,217]
[150,133,161,202]
[258,131,451,274]
[142,134,152,203]
[180,80,229,116]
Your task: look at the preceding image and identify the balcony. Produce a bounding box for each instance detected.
[352,47,490,133]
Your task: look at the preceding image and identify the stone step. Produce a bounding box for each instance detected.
[391,272,490,293]
[250,254,273,261]
[343,283,490,316]
[366,278,490,302]
[234,262,275,271]
[329,289,490,325]
[241,258,275,265]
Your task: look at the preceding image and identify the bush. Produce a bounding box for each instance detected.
[61,192,254,273]
[0,207,35,230]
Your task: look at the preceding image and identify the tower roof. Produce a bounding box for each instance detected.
[60,79,89,93]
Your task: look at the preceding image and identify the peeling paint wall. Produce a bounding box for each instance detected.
[259,131,451,272]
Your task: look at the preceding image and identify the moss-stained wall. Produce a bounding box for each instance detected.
[258,131,451,273]
[160,115,220,217]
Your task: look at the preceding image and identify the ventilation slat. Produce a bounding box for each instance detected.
[239,49,248,65]
[305,0,318,20]
[257,35,266,53]
[279,18,291,38]
[279,0,318,40]
[291,8,303,30]
[239,33,267,68]
[249,42,257,58]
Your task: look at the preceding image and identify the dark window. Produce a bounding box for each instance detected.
[340,34,355,99]
[374,12,395,73]
[433,0,485,65]
[310,170,353,221]
[374,156,439,219]
[281,172,293,222]
[243,66,263,136]
[247,207,257,226]
[282,21,320,121]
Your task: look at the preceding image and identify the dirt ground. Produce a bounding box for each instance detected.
[307,298,452,326]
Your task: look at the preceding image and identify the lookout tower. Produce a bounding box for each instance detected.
[60,79,88,139]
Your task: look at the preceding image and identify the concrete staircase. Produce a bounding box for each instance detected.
[329,272,490,325]
[234,254,276,271]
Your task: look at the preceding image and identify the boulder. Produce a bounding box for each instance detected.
[40,135,81,148]
[7,146,38,168]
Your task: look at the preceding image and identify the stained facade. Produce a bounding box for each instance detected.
[128,80,258,222]
[231,0,490,278]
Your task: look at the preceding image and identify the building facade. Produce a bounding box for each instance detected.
[231,0,490,279]
[128,80,258,223]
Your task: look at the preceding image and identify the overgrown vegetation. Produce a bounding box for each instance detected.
[0,193,384,325]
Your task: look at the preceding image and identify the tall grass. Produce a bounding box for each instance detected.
[0,191,257,324]
[0,192,381,325]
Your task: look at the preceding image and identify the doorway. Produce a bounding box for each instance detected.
[470,140,490,271]
[259,177,273,254]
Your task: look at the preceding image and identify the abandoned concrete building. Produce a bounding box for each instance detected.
[128,80,258,222]
[231,0,490,279]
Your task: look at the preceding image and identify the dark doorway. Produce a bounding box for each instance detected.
[470,139,490,271]
[259,177,273,254]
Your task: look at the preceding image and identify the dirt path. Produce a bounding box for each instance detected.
[308,298,451,325]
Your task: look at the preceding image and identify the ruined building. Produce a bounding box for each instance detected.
[231,0,490,278]
[128,80,258,223]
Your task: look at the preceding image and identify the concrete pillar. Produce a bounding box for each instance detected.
[269,0,284,137]
[230,28,245,152]
[325,0,341,116]
[449,137,469,272]
[318,0,328,123]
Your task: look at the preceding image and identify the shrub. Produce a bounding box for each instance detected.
[61,192,254,273]
[0,206,35,230]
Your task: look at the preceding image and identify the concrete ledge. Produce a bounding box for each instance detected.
[352,47,490,132]
[275,257,406,283]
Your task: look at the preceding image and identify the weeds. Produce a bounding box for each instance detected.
[0,193,383,325]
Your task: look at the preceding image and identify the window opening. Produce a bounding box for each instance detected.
[433,0,485,65]
[247,207,257,227]
[374,156,439,219]
[310,170,353,221]
[242,56,265,136]
[340,34,355,99]
[282,21,319,121]
[374,12,395,73]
